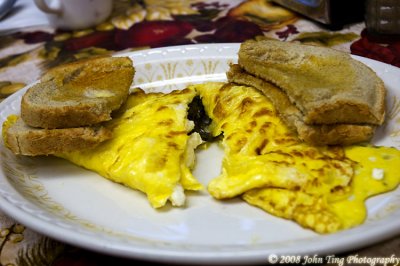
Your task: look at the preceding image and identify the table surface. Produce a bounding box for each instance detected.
[0,0,399,265]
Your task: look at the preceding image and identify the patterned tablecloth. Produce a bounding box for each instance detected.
[0,0,399,265]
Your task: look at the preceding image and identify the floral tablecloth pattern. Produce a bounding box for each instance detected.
[0,0,399,265]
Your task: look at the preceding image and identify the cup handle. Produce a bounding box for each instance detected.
[33,0,61,15]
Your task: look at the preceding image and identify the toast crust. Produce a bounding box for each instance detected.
[227,64,375,145]
[21,56,134,129]
[238,39,386,126]
[3,116,112,156]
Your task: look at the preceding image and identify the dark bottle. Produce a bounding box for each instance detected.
[271,0,367,30]
[365,0,400,35]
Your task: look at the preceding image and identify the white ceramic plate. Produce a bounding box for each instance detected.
[0,44,400,265]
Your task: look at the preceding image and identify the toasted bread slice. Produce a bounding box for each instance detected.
[227,65,375,145]
[21,56,135,129]
[238,39,386,126]
[2,115,112,156]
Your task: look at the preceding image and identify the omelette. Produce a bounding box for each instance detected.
[2,80,400,233]
[194,82,354,200]
[243,145,400,233]
[192,82,400,234]
[59,88,203,208]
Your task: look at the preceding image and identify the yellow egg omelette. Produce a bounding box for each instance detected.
[58,88,203,209]
[192,82,400,234]
[2,81,400,234]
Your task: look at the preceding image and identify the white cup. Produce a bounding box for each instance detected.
[33,0,113,30]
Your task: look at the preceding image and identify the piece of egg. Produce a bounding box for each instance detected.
[59,88,203,208]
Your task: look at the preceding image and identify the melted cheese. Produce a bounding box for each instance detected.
[59,88,203,208]
[331,145,400,229]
